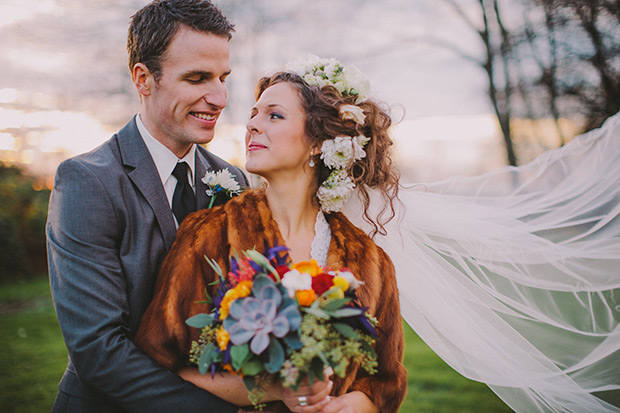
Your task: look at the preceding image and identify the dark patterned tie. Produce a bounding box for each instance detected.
[171,162,196,225]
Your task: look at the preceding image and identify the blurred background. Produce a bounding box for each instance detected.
[3,0,619,279]
[0,0,618,410]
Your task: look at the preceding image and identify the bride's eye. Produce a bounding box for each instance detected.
[269,112,284,120]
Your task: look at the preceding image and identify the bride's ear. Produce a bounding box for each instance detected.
[132,63,153,97]
[310,145,321,157]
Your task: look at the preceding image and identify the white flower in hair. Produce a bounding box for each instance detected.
[340,105,366,125]
[285,55,373,213]
[321,136,355,169]
[317,170,356,213]
[285,54,370,103]
[342,65,371,103]
[351,135,369,162]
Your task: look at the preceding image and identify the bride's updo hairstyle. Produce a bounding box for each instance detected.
[255,66,400,237]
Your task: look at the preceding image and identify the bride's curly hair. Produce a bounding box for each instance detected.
[255,71,400,237]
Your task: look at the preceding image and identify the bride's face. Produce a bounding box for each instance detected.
[245,82,314,180]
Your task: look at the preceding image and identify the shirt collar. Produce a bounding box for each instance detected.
[136,113,196,186]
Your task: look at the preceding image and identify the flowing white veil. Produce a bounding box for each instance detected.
[344,112,620,412]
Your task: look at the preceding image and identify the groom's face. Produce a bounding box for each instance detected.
[139,25,231,158]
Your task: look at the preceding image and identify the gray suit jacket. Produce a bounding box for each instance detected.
[47,117,247,412]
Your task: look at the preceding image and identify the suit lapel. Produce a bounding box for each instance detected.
[195,148,213,210]
[118,117,177,251]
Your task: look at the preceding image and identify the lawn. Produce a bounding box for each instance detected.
[0,277,512,412]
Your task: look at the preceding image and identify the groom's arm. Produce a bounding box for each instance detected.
[47,158,238,413]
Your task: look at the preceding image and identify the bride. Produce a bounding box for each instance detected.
[135,59,408,412]
[137,55,620,412]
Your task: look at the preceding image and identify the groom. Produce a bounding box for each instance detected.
[46,1,247,411]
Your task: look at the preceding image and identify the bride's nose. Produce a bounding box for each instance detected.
[246,117,260,135]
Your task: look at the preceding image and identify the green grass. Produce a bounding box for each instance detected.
[0,278,512,412]
[401,323,512,412]
[0,278,67,413]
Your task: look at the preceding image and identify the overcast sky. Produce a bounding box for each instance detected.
[0,0,491,123]
[1,0,501,181]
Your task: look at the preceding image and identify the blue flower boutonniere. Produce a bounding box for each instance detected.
[202,168,243,208]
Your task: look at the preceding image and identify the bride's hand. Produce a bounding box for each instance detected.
[277,368,334,412]
[319,391,378,413]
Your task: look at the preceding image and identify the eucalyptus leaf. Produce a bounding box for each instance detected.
[322,298,352,312]
[316,352,329,377]
[326,307,363,318]
[333,322,360,340]
[283,333,303,350]
[230,343,250,371]
[198,343,217,375]
[311,357,325,382]
[243,375,256,391]
[304,306,329,319]
[361,340,377,356]
[242,357,264,376]
[265,337,285,373]
[186,313,214,328]
[307,366,315,387]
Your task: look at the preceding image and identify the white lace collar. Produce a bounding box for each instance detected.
[310,211,331,266]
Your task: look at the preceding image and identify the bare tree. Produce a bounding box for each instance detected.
[515,0,620,132]
[441,0,518,165]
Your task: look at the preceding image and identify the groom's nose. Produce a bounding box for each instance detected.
[203,80,227,110]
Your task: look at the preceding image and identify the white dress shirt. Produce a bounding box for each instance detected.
[136,114,196,227]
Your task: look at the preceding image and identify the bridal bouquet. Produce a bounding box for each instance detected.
[187,245,378,406]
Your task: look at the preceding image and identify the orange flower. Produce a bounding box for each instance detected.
[292,259,323,277]
[296,289,317,306]
[223,363,243,377]
[216,326,230,351]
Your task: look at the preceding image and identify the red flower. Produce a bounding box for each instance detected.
[312,272,334,295]
[270,265,290,282]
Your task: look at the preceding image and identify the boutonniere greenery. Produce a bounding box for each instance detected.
[202,168,243,208]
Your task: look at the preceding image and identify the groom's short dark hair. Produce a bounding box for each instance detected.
[127,0,234,81]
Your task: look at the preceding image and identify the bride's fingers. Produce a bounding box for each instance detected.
[282,380,333,412]
[308,379,333,405]
[288,395,331,413]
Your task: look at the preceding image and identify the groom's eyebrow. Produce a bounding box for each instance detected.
[180,69,232,79]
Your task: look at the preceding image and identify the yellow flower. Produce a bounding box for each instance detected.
[327,287,345,300]
[292,260,323,277]
[219,280,253,320]
[296,289,317,306]
[235,280,253,297]
[216,326,230,351]
[333,276,349,292]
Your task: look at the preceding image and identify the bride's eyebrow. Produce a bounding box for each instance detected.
[265,103,285,112]
[251,103,285,113]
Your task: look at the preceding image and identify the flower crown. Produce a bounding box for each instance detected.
[285,55,371,104]
[286,55,372,213]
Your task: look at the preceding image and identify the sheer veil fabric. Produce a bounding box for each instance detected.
[344,112,620,412]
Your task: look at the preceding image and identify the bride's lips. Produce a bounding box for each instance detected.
[190,111,219,127]
[247,142,267,152]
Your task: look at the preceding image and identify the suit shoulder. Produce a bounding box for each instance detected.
[57,135,121,177]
